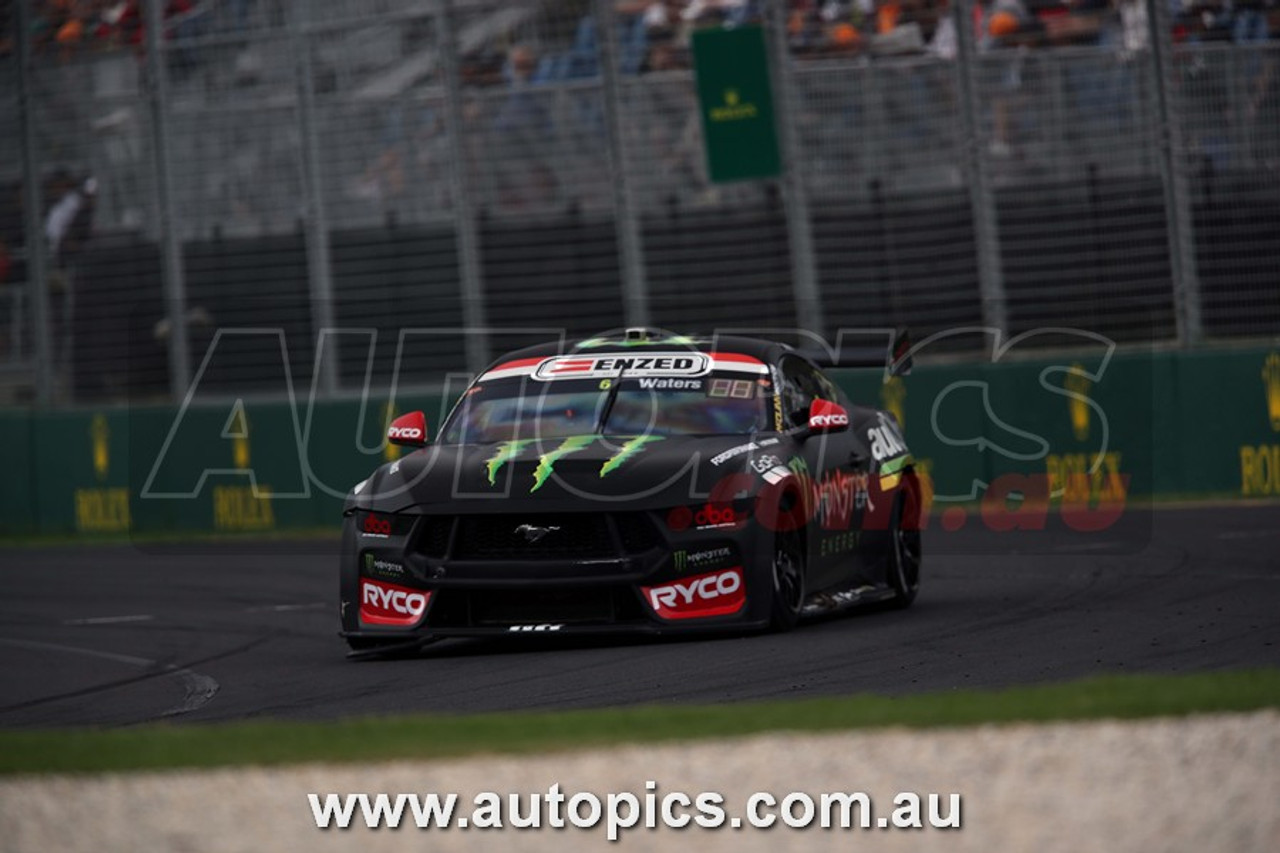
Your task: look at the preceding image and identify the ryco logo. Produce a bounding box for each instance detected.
[643,568,745,620]
[388,426,423,440]
[359,578,429,627]
[810,413,849,428]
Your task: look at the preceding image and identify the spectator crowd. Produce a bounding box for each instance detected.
[3,0,1274,66]
[782,0,1278,58]
[446,0,1279,85]
[0,0,204,57]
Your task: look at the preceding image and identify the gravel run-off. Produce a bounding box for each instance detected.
[2,710,1277,852]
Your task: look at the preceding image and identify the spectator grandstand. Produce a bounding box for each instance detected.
[1,0,1277,405]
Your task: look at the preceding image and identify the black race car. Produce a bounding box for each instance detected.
[340,329,922,655]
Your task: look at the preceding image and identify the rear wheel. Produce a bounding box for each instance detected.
[770,529,806,630]
[888,486,922,608]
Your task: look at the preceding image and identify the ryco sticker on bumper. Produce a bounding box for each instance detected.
[642,567,746,620]
[359,578,430,627]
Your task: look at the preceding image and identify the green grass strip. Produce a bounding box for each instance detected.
[1,669,1277,776]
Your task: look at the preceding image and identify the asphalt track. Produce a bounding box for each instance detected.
[1,504,1277,730]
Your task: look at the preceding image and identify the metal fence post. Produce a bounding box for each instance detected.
[765,2,823,336]
[292,0,339,395]
[143,0,191,400]
[1147,0,1203,345]
[953,0,1008,344]
[440,0,490,373]
[596,0,650,329]
[15,0,53,406]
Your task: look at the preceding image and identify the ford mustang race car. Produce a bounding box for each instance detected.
[340,329,922,655]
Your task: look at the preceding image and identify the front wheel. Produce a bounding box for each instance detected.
[769,529,806,630]
[888,485,922,608]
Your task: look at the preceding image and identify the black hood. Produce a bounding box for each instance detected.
[350,433,791,514]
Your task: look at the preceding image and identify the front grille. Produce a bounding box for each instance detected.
[419,517,452,558]
[614,512,662,552]
[451,514,615,560]
[471,588,615,625]
[426,587,650,628]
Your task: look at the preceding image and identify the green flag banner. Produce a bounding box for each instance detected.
[692,26,782,183]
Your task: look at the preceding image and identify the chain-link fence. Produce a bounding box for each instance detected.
[4,0,1279,406]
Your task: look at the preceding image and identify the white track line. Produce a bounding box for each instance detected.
[0,637,219,718]
[63,615,155,626]
[242,602,326,613]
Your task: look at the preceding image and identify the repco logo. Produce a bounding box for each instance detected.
[362,515,393,536]
[644,568,745,620]
[359,579,429,626]
[388,426,423,441]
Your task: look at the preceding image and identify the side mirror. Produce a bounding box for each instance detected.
[387,411,428,448]
[807,399,849,434]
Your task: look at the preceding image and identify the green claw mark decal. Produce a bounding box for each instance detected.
[488,435,667,491]
[530,436,596,492]
[600,435,664,478]
[486,439,537,485]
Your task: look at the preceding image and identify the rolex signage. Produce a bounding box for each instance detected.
[692,26,781,183]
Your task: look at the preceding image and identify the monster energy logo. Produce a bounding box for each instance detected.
[599,436,663,477]
[363,552,404,577]
[531,436,596,492]
[673,546,732,573]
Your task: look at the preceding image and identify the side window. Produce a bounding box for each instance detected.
[778,356,834,426]
[812,368,841,404]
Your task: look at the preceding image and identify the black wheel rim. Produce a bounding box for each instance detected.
[774,539,803,613]
[894,524,921,592]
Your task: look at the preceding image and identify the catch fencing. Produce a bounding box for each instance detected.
[3,0,1278,406]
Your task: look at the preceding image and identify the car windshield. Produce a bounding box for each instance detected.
[441,374,771,444]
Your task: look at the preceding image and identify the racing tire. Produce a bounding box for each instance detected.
[888,485,922,609]
[769,528,806,631]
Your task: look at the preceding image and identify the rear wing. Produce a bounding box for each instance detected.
[800,328,913,377]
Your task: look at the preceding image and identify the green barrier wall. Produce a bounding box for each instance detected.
[4,347,1278,537]
[834,346,1279,507]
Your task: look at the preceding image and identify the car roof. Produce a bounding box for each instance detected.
[481,331,789,373]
